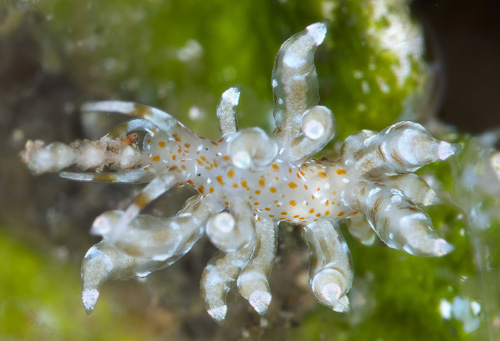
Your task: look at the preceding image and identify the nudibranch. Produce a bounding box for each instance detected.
[21,22,459,322]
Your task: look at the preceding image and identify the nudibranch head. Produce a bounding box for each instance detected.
[20,21,459,322]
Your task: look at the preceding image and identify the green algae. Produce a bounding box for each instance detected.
[0,231,165,340]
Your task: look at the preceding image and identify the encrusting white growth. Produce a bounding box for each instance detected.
[21,21,460,321]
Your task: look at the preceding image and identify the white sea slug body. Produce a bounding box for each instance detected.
[21,21,459,322]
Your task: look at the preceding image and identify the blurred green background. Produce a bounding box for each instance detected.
[0,0,498,340]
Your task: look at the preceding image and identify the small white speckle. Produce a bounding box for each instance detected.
[272,79,278,88]
[232,150,251,169]
[188,106,206,121]
[283,52,306,68]
[361,81,370,94]
[278,98,284,105]
[306,22,327,45]
[249,290,272,315]
[82,289,100,314]
[207,305,227,321]
[368,187,381,197]
[439,299,452,320]
[303,119,325,140]
[222,87,241,106]
[391,195,402,203]
[438,141,456,160]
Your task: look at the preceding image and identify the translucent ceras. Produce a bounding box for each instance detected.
[21,22,459,322]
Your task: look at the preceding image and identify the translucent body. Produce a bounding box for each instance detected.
[21,21,459,322]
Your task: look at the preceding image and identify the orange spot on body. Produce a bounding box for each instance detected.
[288,182,297,189]
[209,186,214,193]
[309,208,315,214]
[172,134,181,142]
[184,143,191,148]
[269,215,275,218]
[289,200,296,206]
[241,180,249,190]
[272,164,279,171]
[255,190,261,195]
[265,208,271,211]
[318,171,327,178]
[338,211,345,217]
[270,187,277,193]
[254,202,260,206]
[213,160,218,168]
[196,159,203,166]
[187,180,194,185]
[325,210,330,216]
[158,141,166,148]
[258,176,266,188]
[210,141,219,146]
[316,213,321,217]
[222,156,230,161]
[293,215,300,218]
[232,183,238,188]
[152,155,161,162]
[172,155,177,160]
[216,176,224,185]
[198,186,204,194]
[336,169,347,175]
[227,169,235,178]
[288,168,292,174]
